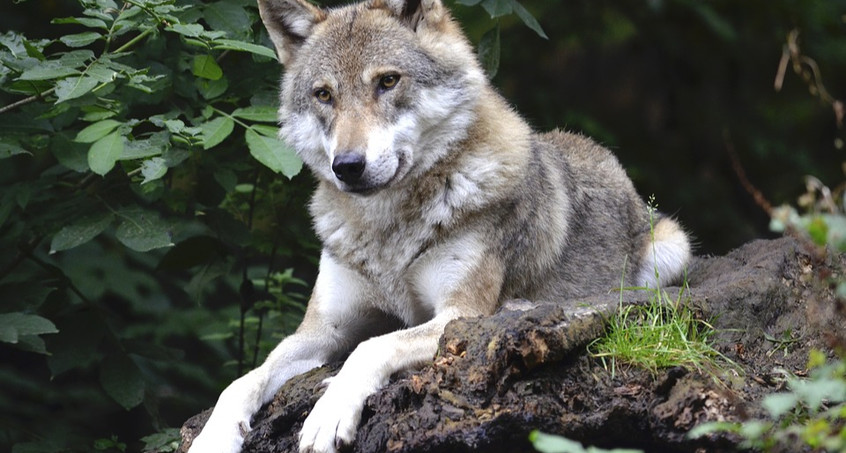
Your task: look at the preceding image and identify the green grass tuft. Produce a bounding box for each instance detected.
[587,281,728,377]
[588,196,733,378]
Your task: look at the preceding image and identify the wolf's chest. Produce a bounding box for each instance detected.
[326,223,432,282]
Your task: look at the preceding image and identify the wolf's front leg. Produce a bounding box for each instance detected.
[187,333,332,453]
[188,252,377,453]
[298,252,504,453]
[297,311,458,453]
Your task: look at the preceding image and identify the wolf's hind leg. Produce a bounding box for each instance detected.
[635,216,692,289]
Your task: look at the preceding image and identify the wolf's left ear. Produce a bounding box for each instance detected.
[258,0,326,65]
[370,0,448,31]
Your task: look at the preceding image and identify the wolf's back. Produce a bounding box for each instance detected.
[496,129,687,300]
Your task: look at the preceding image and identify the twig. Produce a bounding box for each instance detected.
[775,29,844,129]
[251,239,280,369]
[723,131,773,216]
[0,236,43,282]
[0,88,56,115]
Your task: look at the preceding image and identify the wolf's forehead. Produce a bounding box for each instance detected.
[304,8,427,74]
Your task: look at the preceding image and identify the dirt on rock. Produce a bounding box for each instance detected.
[181,237,846,452]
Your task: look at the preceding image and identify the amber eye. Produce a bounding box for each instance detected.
[378,74,400,91]
[314,88,332,104]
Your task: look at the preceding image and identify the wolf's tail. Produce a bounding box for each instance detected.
[635,217,692,289]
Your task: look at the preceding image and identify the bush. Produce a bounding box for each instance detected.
[0,0,314,450]
[0,1,544,450]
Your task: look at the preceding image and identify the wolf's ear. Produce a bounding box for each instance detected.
[369,0,447,31]
[258,0,326,65]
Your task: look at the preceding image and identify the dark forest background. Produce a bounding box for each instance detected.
[0,0,843,451]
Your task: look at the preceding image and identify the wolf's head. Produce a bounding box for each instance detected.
[258,0,486,194]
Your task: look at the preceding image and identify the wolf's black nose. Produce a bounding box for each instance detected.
[332,153,365,183]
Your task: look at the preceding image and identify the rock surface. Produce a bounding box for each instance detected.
[181,237,845,452]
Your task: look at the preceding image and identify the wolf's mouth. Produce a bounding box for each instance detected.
[338,150,408,196]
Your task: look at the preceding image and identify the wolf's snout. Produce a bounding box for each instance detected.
[332,153,366,183]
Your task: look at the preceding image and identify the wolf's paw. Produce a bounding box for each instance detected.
[187,421,247,453]
[297,385,362,453]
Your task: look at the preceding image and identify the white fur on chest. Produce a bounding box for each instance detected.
[312,184,487,326]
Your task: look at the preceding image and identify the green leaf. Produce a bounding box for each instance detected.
[245,128,302,178]
[197,75,229,99]
[52,16,109,29]
[54,75,99,103]
[214,169,238,192]
[200,332,234,341]
[0,136,30,159]
[163,148,190,167]
[92,437,126,451]
[15,335,49,355]
[75,119,121,143]
[529,430,586,453]
[121,132,168,160]
[481,0,512,18]
[204,2,251,40]
[59,31,102,48]
[140,428,181,453]
[88,131,124,175]
[808,349,827,369]
[249,124,280,138]
[115,208,174,252]
[0,313,59,344]
[192,54,223,80]
[737,420,772,441]
[212,39,277,60]
[529,430,644,453]
[50,212,115,253]
[232,106,278,122]
[807,216,829,247]
[163,119,185,134]
[58,49,95,66]
[687,421,741,439]
[23,38,47,60]
[200,116,234,150]
[167,23,205,38]
[794,377,846,412]
[186,258,232,301]
[822,214,846,251]
[761,392,798,418]
[478,24,501,79]
[512,1,548,39]
[99,353,144,410]
[86,61,119,83]
[18,60,80,81]
[51,135,91,172]
[140,157,168,184]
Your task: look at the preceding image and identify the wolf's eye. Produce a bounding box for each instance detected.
[314,88,332,104]
[378,74,400,91]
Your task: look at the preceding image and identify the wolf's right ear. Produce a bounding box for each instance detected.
[257,0,326,65]
[370,0,448,31]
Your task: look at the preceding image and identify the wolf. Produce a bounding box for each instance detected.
[187,0,692,452]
